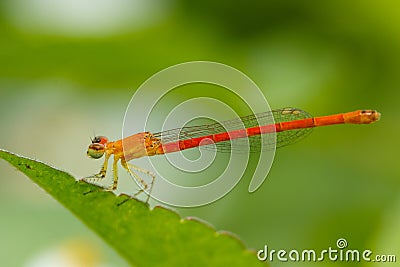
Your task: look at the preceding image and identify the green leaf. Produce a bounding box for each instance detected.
[0,149,268,267]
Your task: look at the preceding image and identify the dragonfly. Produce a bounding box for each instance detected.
[84,107,380,201]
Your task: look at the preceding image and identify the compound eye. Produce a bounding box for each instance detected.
[87,143,105,159]
[91,136,108,144]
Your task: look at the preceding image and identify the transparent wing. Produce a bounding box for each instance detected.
[153,107,313,153]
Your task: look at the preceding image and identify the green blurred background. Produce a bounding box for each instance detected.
[0,0,399,266]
